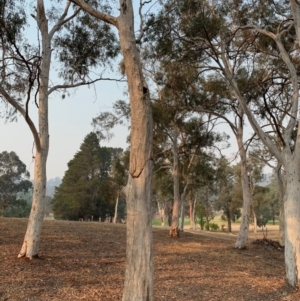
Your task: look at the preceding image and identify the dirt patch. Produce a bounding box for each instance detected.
[0,218,299,301]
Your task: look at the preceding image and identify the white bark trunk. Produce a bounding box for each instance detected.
[283,158,300,287]
[276,164,285,246]
[252,208,257,235]
[234,108,252,249]
[113,191,119,224]
[18,0,50,259]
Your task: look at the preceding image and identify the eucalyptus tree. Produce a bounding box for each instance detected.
[0,151,32,215]
[0,0,118,259]
[153,168,173,226]
[147,0,294,252]
[250,141,285,244]
[146,0,259,248]
[212,0,300,286]
[246,156,266,233]
[151,62,225,236]
[214,157,235,232]
[67,1,155,299]
[111,150,129,223]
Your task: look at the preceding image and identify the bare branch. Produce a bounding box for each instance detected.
[48,77,126,95]
[153,165,172,174]
[49,2,81,39]
[136,0,152,43]
[0,85,41,151]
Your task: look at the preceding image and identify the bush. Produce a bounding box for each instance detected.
[209,223,219,231]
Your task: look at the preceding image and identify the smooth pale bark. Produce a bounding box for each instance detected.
[113,191,119,224]
[275,164,285,246]
[170,125,180,237]
[252,208,257,235]
[157,201,168,226]
[234,110,252,249]
[118,2,154,298]
[219,8,300,284]
[18,0,50,258]
[283,158,300,287]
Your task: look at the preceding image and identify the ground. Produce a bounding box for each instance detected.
[0,218,299,301]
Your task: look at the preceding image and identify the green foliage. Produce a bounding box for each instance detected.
[54,7,119,82]
[3,199,31,218]
[209,223,219,231]
[195,196,215,230]
[0,0,26,44]
[52,132,124,221]
[0,151,32,217]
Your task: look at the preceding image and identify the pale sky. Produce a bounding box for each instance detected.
[0,80,129,179]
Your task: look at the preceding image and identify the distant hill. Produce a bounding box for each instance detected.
[46,177,62,197]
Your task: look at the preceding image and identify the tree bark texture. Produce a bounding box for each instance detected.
[118,1,154,299]
[276,164,285,246]
[179,183,189,231]
[189,199,194,229]
[234,110,251,249]
[283,157,300,287]
[18,0,50,258]
[113,191,119,224]
[170,125,180,237]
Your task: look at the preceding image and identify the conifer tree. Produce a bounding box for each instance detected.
[52,132,123,221]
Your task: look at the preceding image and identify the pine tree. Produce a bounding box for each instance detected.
[52,132,123,221]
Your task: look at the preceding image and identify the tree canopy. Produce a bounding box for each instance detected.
[0,151,32,217]
[52,132,123,221]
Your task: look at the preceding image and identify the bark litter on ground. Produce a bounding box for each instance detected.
[0,218,299,301]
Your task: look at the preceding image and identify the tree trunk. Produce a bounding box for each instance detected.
[227,210,232,233]
[179,182,189,231]
[189,199,194,229]
[170,125,180,237]
[118,1,154,299]
[279,198,285,246]
[234,108,252,249]
[18,1,50,259]
[276,164,285,246]
[113,190,119,224]
[283,158,300,287]
[157,200,165,226]
[252,208,257,235]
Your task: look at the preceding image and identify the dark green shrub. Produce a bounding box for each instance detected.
[209,223,219,231]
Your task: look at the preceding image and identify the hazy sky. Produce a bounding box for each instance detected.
[0,79,129,179]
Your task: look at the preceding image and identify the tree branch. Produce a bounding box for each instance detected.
[69,0,118,28]
[49,1,81,39]
[48,77,126,95]
[0,85,41,151]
